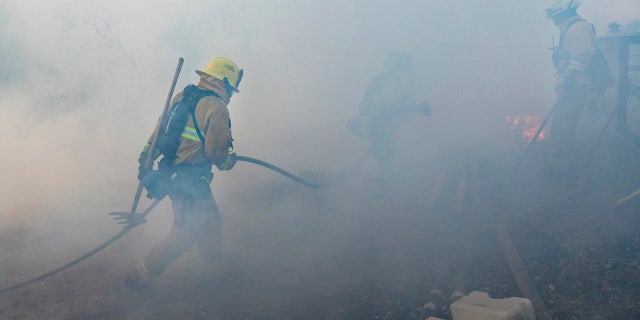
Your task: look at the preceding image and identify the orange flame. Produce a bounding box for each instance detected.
[504,114,545,143]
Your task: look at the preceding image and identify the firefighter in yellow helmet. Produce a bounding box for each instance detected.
[125,57,243,289]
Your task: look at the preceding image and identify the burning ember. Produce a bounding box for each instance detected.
[504,114,546,143]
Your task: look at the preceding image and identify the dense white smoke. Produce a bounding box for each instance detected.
[0,2,638,312]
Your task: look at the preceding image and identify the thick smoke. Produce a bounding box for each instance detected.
[0,0,638,317]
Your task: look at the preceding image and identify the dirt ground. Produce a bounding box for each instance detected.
[1,124,640,320]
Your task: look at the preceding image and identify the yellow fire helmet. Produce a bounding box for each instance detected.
[196,57,243,92]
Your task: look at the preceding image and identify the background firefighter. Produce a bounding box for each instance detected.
[545,0,598,178]
[125,57,243,289]
[347,53,430,182]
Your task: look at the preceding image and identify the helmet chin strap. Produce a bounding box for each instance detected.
[223,78,235,97]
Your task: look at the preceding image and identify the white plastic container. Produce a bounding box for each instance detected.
[450,291,536,320]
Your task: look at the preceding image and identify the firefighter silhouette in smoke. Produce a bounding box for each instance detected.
[545,0,610,177]
[347,53,431,179]
[125,57,242,289]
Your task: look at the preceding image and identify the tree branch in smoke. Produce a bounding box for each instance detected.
[83,14,138,69]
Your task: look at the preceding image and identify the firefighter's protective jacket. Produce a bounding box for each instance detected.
[554,15,596,80]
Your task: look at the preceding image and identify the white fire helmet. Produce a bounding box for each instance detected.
[546,0,581,18]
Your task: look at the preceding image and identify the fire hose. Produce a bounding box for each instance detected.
[236,156,327,188]
[0,200,160,295]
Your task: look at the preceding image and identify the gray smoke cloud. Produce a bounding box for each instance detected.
[0,0,637,316]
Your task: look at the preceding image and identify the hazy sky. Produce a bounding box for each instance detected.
[0,0,638,229]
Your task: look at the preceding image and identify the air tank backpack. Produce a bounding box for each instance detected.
[587,45,613,95]
[140,84,220,199]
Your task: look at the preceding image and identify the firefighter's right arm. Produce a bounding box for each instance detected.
[202,100,235,170]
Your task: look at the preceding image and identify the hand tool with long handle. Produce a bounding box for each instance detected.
[129,57,183,217]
